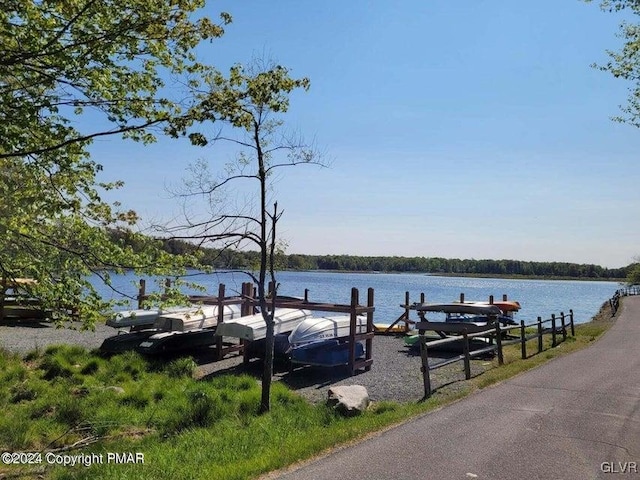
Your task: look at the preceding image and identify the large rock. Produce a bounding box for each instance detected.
[327,385,370,416]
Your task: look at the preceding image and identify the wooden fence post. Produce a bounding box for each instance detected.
[462,331,471,379]
[0,277,5,324]
[137,279,146,308]
[561,312,567,342]
[348,288,358,375]
[495,322,504,365]
[365,287,374,371]
[537,316,543,353]
[520,320,527,359]
[570,309,575,337]
[551,314,557,347]
[419,334,431,398]
[404,291,410,322]
[216,284,225,361]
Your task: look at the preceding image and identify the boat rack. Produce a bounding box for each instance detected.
[137,279,251,360]
[137,279,375,374]
[0,277,51,322]
[249,285,375,376]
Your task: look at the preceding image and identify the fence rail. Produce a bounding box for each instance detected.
[418,310,574,398]
[610,286,640,315]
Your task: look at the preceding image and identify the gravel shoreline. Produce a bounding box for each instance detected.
[0,318,487,404]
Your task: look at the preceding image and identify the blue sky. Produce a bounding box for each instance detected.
[93,1,640,268]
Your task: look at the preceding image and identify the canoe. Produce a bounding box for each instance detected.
[137,329,218,355]
[411,303,503,315]
[458,300,521,313]
[373,323,409,335]
[288,315,368,347]
[106,306,195,329]
[154,304,241,332]
[100,330,158,353]
[214,308,312,341]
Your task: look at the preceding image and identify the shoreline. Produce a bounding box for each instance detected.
[276,269,625,282]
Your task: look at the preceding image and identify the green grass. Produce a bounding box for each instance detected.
[0,303,617,480]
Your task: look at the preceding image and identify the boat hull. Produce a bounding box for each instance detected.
[288,315,368,346]
[215,308,312,341]
[137,329,217,355]
[290,340,365,367]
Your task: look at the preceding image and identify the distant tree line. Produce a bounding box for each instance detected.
[148,237,631,279]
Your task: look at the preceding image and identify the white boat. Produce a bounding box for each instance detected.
[215,308,312,341]
[154,304,241,332]
[106,305,197,329]
[288,314,368,347]
[101,304,241,354]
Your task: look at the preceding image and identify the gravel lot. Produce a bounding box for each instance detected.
[0,318,489,404]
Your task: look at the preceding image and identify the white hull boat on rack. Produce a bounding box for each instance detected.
[287,315,369,367]
[215,308,312,342]
[106,305,198,329]
[101,304,241,354]
[287,314,368,347]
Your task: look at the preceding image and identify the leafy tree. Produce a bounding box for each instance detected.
[1,1,230,325]
[164,60,320,412]
[588,0,640,127]
[627,262,640,284]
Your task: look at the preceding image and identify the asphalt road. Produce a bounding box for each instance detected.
[269,296,640,480]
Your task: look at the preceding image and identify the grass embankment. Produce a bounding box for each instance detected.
[0,302,617,480]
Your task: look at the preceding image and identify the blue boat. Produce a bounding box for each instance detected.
[290,340,365,367]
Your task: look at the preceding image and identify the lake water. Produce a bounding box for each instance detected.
[92,271,621,326]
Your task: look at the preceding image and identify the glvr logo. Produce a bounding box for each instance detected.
[601,462,638,474]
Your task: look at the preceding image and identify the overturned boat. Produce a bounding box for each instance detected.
[287,314,369,367]
[287,314,369,347]
[100,304,241,354]
[214,308,312,342]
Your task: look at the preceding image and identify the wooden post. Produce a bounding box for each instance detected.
[551,314,557,347]
[365,287,374,371]
[404,291,410,323]
[0,277,5,324]
[561,312,567,342]
[570,309,575,337]
[460,293,465,303]
[215,284,225,361]
[462,331,471,379]
[520,320,527,359]
[137,279,146,308]
[489,295,494,304]
[304,289,309,303]
[348,288,358,375]
[503,294,508,301]
[242,282,253,364]
[419,333,431,398]
[495,321,504,365]
[537,316,543,353]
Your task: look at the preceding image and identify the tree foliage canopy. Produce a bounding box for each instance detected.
[1,1,230,325]
[590,0,640,127]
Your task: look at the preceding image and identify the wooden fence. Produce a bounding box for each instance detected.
[610,287,640,315]
[417,310,574,398]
